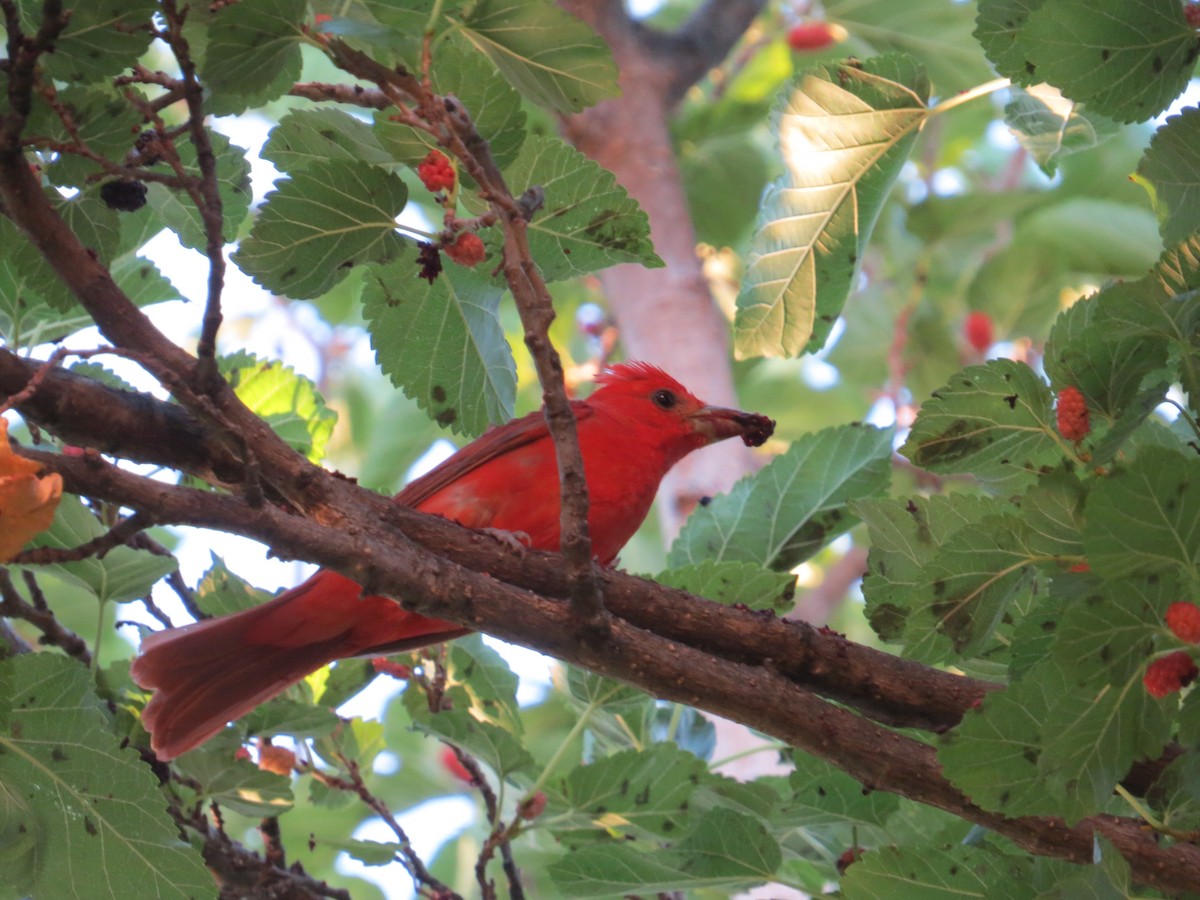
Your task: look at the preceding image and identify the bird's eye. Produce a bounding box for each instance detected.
[651,389,677,410]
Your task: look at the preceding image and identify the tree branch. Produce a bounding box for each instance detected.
[15,445,1199,894]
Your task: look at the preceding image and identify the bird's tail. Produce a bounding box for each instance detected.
[131,570,466,760]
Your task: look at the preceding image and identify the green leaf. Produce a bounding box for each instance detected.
[1135,106,1200,246]
[1020,470,1086,560]
[557,744,706,838]
[939,667,1063,817]
[29,496,176,604]
[1083,446,1200,579]
[654,560,796,612]
[502,135,662,280]
[1037,670,1173,820]
[941,640,1174,822]
[827,0,994,93]
[109,255,181,310]
[233,160,408,298]
[669,424,893,571]
[325,838,401,867]
[734,55,929,358]
[900,359,1059,491]
[28,85,144,188]
[193,554,273,617]
[774,753,898,835]
[0,655,210,899]
[679,134,771,247]
[1,187,123,313]
[1020,0,1197,123]
[262,108,396,172]
[1149,750,1200,831]
[447,634,521,734]
[857,492,1054,663]
[889,514,1035,664]
[38,0,158,84]
[673,808,781,881]
[173,732,294,818]
[201,0,305,116]
[457,0,619,113]
[146,131,253,252]
[973,0,1046,86]
[840,843,1032,899]
[362,257,516,436]
[220,351,338,463]
[1004,85,1121,176]
[549,835,775,898]
[409,710,535,784]
[1044,288,1170,421]
[241,698,341,742]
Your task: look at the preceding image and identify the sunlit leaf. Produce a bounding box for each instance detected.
[734,55,928,358]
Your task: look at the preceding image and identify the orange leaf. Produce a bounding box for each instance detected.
[0,419,63,561]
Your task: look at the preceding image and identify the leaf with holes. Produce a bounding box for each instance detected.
[901,360,1059,492]
[1019,0,1197,123]
[0,655,210,899]
[363,257,515,436]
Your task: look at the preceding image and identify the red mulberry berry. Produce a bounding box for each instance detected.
[444,232,485,267]
[440,746,475,784]
[1055,386,1089,442]
[1143,651,1198,698]
[787,22,837,51]
[417,151,455,193]
[963,311,994,353]
[518,791,547,820]
[1166,602,1200,644]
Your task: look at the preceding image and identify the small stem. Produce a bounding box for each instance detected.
[929,77,1011,118]
[710,741,789,770]
[664,702,684,744]
[1164,397,1200,444]
[1114,783,1165,830]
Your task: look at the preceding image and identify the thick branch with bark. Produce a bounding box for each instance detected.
[12,433,1200,895]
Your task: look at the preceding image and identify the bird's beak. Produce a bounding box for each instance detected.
[689,406,775,447]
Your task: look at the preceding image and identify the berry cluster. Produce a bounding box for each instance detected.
[1055,386,1090,442]
[1142,601,1200,697]
[1144,651,1198,698]
[1166,601,1200,644]
[417,150,456,193]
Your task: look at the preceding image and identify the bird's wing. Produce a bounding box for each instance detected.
[395,400,594,510]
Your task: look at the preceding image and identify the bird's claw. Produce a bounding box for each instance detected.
[480,527,531,555]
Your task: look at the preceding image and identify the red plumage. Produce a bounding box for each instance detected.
[131,363,774,759]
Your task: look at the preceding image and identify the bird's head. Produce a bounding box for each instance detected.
[590,362,775,457]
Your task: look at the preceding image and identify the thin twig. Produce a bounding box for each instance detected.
[9,510,155,565]
[159,0,225,382]
[312,757,462,899]
[0,568,92,665]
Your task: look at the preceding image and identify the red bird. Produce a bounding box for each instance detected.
[132,363,774,759]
